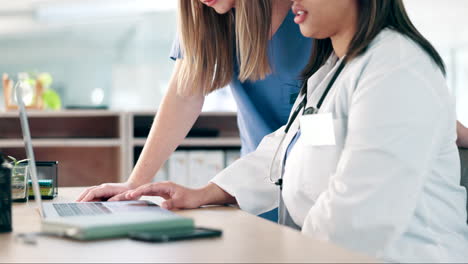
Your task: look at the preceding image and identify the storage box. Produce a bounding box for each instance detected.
[28,161,58,200]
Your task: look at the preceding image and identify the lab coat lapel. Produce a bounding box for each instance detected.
[305,55,342,111]
[279,56,340,157]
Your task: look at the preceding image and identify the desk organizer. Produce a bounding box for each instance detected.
[28,161,58,200]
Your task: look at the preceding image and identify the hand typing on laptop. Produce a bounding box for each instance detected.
[76,182,136,202]
[83,181,237,211]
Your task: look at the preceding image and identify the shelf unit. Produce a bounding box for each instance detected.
[0,110,240,186]
[0,139,122,148]
[132,138,241,147]
[0,110,128,187]
[127,111,240,179]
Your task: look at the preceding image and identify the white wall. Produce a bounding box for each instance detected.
[0,9,177,110]
[0,0,466,118]
[405,0,468,124]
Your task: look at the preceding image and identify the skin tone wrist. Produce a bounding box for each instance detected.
[197,183,237,206]
[126,176,149,189]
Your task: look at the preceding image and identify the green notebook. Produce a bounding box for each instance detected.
[42,212,194,240]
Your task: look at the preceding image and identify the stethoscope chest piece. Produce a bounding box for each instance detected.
[303,107,317,115]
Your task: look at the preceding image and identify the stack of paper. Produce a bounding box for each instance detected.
[225,150,241,167]
[188,151,224,188]
[168,151,190,186]
[153,162,168,183]
[154,150,241,188]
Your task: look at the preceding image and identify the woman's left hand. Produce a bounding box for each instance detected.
[109,181,202,210]
[112,181,237,210]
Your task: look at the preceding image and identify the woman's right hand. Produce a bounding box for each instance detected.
[76,182,137,202]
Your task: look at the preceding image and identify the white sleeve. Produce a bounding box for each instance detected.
[210,127,285,215]
[302,66,446,256]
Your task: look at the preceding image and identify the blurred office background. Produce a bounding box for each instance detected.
[0,0,466,121]
[0,0,467,191]
[0,0,235,112]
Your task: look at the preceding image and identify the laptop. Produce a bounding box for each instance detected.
[15,83,194,240]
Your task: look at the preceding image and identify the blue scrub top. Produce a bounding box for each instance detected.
[170,11,312,155]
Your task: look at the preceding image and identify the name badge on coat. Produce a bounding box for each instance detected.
[299,113,336,146]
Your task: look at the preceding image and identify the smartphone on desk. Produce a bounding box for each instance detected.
[129,228,222,243]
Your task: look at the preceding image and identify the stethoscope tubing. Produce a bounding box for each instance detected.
[268,60,347,188]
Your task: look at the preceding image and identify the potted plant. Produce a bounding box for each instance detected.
[2,72,62,111]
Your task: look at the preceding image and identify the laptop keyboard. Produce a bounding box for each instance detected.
[53,203,112,217]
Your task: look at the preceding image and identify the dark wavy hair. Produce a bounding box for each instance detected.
[301,0,446,89]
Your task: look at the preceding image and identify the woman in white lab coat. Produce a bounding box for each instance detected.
[125,0,468,262]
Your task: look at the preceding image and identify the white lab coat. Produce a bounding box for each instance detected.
[211,29,468,262]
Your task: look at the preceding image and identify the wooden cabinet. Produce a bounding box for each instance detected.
[0,111,128,187]
[0,110,240,187]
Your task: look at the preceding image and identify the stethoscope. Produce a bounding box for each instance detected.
[268,60,347,189]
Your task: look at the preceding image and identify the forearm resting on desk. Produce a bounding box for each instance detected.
[200,183,238,206]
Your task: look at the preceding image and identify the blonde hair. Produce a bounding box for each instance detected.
[177,0,273,96]
[235,0,272,82]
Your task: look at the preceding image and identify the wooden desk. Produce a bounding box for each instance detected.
[0,188,375,263]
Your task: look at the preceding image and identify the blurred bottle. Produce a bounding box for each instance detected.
[17,73,35,107]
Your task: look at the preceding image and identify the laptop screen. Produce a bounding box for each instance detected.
[15,82,45,217]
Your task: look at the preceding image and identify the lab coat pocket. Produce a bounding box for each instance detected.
[300,113,337,146]
[284,117,348,202]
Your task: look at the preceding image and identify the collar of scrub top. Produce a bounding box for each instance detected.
[271,57,347,188]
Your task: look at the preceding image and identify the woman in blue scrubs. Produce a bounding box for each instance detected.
[169,7,311,156]
[77,0,468,206]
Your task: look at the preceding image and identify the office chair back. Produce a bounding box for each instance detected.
[459,148,468,224]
